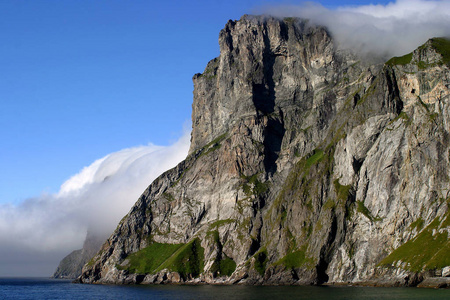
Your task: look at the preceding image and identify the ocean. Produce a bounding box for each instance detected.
[1,278,449,300]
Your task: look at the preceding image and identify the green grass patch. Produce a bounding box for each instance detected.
[200,133,228,157]
[333,179,352,203]
[386,38,450,68]
[268,146,335,230]
[87,256,97,267]
[242,174,269,197]
[348,243,356,259]
[158,238,204,279]
[206,230,237,277]
[390,111,411,126]
[430,37,450,66]
[305,149,324,169]
[210,255,236,277]
[410,218,425,232]
[275,245,314,270]
[121,239,205,280]
[357,201,382,222]
[209,219,235,229]
[323,199,336,210]
[254,249,268,276]
[280,208,288,222]
[386,52,413,66]
[121,242,184,274]
[379,212,450,272]
[356,79,378,107]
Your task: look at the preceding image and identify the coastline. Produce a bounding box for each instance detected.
[73,274,450,289]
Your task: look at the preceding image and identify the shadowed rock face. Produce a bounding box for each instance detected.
[53,232,104,279]
[77,15,450,286]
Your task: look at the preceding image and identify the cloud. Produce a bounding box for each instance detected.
[0,128,190,276]
[258,0,450,59]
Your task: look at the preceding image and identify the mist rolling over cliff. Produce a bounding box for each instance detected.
[0,132,189,277]
[258,0,450,59]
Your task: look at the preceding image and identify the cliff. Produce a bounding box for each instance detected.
[77,15,450,287]
[53,232,104,279]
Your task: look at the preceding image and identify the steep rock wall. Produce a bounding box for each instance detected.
[78,16,450,286]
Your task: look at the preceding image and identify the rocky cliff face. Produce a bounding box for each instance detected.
[53,232,104,279]
[78,15,450,286]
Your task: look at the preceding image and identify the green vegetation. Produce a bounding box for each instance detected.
[430,37,450,66]
[386,52,413,66]
[333,179,352,203]
[305,149,324,169]
[86,256,97,267]
[169,132,227,187]
[201,58,219,79]
[379,212,450,272]
[395,111,411,126]
[162,192,175,202]
[355,79,378,107]
[386,37,450,68]
[275,245,314,270]
[121,239,205,279]
[254,249,268,276]
[302,223,313,237]
[410,218,425,232]
[417,96,430,112]
[283,17,296,23]
[268,146,335,229]
[280,208,288,222]
[348,243,356,259]
[161,238,204,279]
[242,173,269,197]
[209,219,235,229]
[207,230,237,277]
[356,201,382,222]
[323,199,336,210]
[120,242,183,274]
[210,255,236,277]
[200,133,228,157]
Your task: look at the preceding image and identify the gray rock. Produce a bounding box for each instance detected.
[53,232,104,279]
[77,16,450,286]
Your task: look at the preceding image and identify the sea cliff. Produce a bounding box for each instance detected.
[77,15,450,287]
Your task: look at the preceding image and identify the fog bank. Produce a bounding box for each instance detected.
[258,0,450,59]
[0,130,190,276]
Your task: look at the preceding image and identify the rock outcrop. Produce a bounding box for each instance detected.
[53,232,104,279]
[77,15,450,287]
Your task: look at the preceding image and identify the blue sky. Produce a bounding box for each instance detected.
[0,0,393,205]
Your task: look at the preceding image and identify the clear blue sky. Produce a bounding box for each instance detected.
[0,0,392,204]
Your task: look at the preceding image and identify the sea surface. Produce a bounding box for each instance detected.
[1,278,450,300]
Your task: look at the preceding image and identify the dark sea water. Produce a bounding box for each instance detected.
[1,278,450,300]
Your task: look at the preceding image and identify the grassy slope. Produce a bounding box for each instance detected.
[122,238,205,279]
[379,211,450,272]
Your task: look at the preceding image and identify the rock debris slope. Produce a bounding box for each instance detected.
[78,15,450,286]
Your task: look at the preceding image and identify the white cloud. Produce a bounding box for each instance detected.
[258,0,450,59]
[0,129,190,276]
